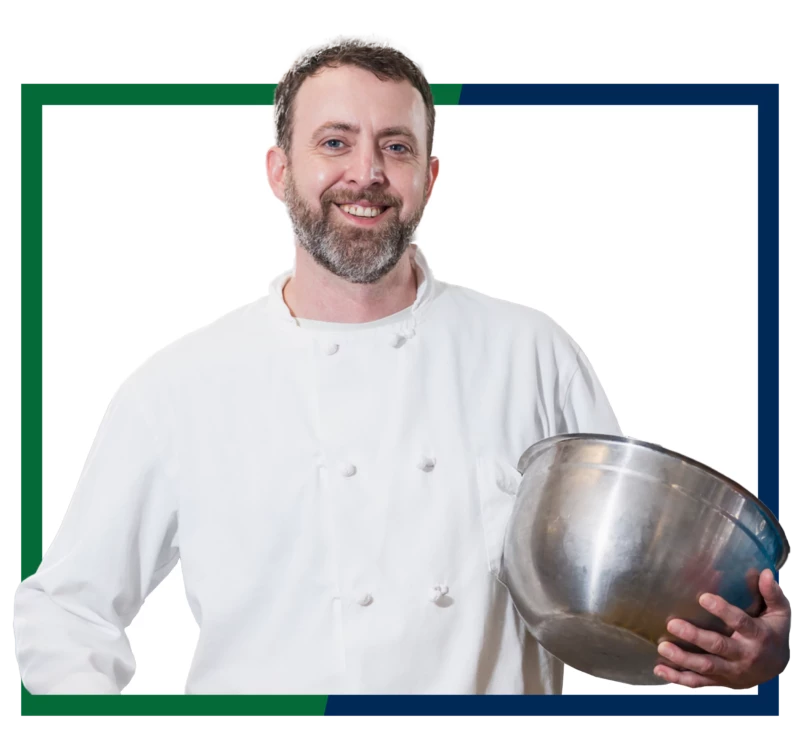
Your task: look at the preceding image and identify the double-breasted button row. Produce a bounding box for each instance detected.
[336,458,434,477]
[321,330,416,355]
[353,587,450,607]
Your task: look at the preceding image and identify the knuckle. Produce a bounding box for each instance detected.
[732,613,749,631]
[697,658,714,674]
[708,636,727,655]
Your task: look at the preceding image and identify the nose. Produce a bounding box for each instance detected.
[346,142,386,188]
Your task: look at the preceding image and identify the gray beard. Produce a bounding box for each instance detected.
[283,170,426,284]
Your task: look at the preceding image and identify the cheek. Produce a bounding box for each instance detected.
[405,172,427,209]
[292,161,338,198]
[313,167,344,202]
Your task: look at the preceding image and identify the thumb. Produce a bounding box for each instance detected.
[759,569,791,614]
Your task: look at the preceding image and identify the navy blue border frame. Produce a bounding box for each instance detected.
[325,84,780,716]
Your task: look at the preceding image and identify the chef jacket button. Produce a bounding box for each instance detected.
[417,456,436,472]
[325,342,339,355]
[390,327,416,348]
[357,593,373,607]
[339,462,357,477]
[496,474,517,495]
[429,584,449,603]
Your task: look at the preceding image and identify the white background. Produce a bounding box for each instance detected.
[40,104,759,699]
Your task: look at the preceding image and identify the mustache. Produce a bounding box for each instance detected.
[322,192,400,208]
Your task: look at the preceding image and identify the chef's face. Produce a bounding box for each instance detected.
[268,64,439,284]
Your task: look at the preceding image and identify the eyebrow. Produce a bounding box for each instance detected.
[310,121,420,148]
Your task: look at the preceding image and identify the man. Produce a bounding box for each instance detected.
[14,38,791,694]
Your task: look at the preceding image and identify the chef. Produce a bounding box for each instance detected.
[14,38,791,695]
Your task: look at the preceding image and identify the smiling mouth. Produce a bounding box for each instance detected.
[334,203,391,219]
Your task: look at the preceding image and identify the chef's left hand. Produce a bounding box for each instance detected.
[653,569,791,688]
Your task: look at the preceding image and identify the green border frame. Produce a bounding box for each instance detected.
[20,83,461,716]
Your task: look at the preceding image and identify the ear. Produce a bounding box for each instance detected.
[424,156,440,203]
[266,146,290,202]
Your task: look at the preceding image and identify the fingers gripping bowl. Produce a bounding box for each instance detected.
[501,434,789,685]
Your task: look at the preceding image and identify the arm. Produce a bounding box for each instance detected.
[13,377,180,694]
[557,345,622,436]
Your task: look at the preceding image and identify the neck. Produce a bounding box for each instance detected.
[282,244,419,323]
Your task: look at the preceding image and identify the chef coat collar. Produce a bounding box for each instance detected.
[264,245,438,332]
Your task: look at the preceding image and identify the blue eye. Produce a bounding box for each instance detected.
[323,139,344,149]
[388,144,409,153]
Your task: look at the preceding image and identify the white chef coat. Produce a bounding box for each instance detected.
[14,246,621,695]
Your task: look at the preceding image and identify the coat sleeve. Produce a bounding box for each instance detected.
[13,376,180,694]
[556,346,622,436]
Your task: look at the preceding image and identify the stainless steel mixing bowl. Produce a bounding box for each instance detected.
[501,433,789,685]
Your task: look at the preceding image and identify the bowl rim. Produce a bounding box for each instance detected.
[516,432,790,570]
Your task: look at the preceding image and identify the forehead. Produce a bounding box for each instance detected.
[291,64,426,140]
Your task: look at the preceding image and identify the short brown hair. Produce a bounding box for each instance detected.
[274,37,435,162]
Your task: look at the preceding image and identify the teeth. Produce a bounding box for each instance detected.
[340,204,383,218]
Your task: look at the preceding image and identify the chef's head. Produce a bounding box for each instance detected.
[267,38,440,284]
